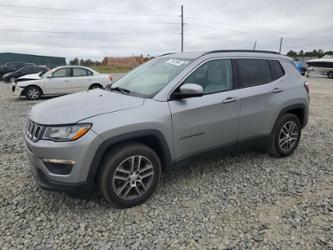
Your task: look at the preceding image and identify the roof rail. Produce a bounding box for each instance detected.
[202,50,280,56]
[158,52,176,57]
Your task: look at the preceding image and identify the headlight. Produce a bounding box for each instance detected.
[42,124,92,142]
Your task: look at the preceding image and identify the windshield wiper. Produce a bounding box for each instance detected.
[110,86,131,94]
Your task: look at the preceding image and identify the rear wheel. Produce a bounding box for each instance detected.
[328,71,333,79]
[89,83,103,89]
[98,142,161,208]
[25,86,42,100]
[268,113,301,157]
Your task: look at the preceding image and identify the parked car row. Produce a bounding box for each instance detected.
[0,62,28,78]
[12,65,112,99]
[0,62,49,82]
[3,65,49,82]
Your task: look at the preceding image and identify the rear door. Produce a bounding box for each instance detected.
[70,67,92,91]
[236,58,285,141]
[44,68,72,94]
[168,59,241,160]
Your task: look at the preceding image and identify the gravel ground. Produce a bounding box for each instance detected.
[0,77,332,249]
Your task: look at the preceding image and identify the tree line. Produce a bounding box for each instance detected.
[69,58,102,66]
[69,55,152,66]
[286,49,333,58]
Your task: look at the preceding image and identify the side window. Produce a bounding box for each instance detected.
[87,70,93,76]
[20,66,31,74]
[52,68,70,78]
[237,59,272,87]
[26,67,32,73]
[7,64,15,70]
[34,67,44,73]
[184,59,233,94]
[269,60,285,80]
[72,68,88,77]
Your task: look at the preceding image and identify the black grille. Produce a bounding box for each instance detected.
[25,120,45,142]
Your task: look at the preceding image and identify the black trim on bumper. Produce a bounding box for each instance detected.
[31,165,94,195]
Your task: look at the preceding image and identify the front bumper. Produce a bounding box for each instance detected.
[12,83,24,96]
[29,157,93,194]
[24,128,103,194]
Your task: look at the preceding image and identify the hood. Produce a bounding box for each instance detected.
[29,89,144,124]
[17,72,41,81]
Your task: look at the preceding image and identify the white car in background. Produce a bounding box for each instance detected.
[12,66,112,100]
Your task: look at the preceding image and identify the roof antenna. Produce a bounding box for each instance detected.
[253,40,257,51]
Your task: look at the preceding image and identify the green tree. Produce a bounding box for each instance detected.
[70,57,79,65]
[287,50,298,57]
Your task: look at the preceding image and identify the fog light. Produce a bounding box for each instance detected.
[43,159,75,175]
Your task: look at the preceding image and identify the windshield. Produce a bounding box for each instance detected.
[111,58,192,97]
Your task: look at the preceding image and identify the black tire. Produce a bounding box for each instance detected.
[98,142,161,208]
[328,71,333,79]
[25,86,42,100]
[268,113,301,157]
[89,83,103,89]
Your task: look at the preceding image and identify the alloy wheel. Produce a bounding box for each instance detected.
[278,121,299,152]
[112,155,154,200]
[27,88,40,99]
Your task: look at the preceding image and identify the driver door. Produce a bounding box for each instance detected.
[168,59,241,160]
[44,68,72,94]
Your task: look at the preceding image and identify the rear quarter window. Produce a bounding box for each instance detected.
[269,60,285,80]
[237,59,272,87]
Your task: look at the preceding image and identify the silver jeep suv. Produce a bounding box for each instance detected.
[24,50,309,207]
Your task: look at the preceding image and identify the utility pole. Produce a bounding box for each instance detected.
[180,5,184,52]
[279,37,283,54]
[253,40,257,50]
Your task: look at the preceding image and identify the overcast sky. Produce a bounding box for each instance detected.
[0,0,332,61]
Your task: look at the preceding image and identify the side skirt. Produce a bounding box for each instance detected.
[170,134,272,170]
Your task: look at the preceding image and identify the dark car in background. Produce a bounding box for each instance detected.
[2,65,49,82]
[0,62,30,79]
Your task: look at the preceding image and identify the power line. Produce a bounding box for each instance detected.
[0,14,179,25]
[186,16,285,34]
[0,29,173,36]
[187,23,255,35]
[0,3,175,17]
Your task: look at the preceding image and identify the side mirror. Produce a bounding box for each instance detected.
[174,83,204,99]
[47,75,53,78]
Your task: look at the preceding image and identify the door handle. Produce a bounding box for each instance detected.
[271,87,283,93]
[222,97,238,104]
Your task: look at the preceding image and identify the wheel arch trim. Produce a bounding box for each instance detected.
[22,84,44,95]
[86,129,173,184]
[273,103,308,132]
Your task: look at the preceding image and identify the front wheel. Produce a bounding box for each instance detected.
[98,143,161,208]
[268,113,301,157]
[25,86,42,100]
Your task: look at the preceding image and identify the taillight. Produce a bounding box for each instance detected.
[304,81,309,93]
[109,75,113,81]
